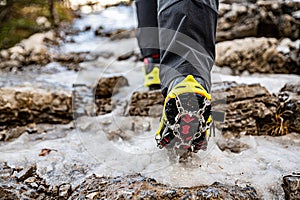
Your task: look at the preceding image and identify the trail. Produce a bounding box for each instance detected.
[0,3,299,199]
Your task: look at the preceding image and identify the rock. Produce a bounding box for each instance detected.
[216,37,300,75]
[36,16,51,28]
[0,60,21,71]
[281,83,300,95]
[117,50,141,62]
[58,183,72,199]
[279,83,300,133]
[128,82,299,137]
[110,28,136,40]
[0,75,127,133]
[15,165,36,181]
[95,98,114,115]
[9,45,25,55]
[0,163,71,199]
[217,1,300,42]
[0,162,14,180]
[0,163,259,200]
[95,27,135,40]
[0,50,9,61]
[129,90,164,116]
[283,173,300,200]
[70,174,258,199]
[94,76,129,98]
[0,126,27,141]
[216,137,250,153]
[21,31,55,53]
[72,79,120,117]
[0,188,18,200]
[53,52,88,63]
[213,83,277,136]
[86,192,100,199]
[0,86,72,126]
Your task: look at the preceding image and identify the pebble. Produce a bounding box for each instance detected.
[58,183,72,198]
[86,192,99,199]
[16,165,36,181]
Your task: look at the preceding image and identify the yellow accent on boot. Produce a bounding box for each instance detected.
[155,75,211,137]
[166,75,211,101]
[205,115,212,138]
[143,66,160,87]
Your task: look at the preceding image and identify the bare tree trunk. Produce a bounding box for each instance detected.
[0,0,13,22]
[48,0,58,27]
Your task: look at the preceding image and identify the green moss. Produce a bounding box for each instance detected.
[0,0,74,50]
[55,2,74,22]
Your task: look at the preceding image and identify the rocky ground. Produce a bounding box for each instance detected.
[0,1,300,199]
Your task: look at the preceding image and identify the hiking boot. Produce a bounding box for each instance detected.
[143,55,160,90]
[155,75,212,153]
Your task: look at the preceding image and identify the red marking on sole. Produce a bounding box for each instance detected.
[186,136,193,142]
[163,137,169,143]
[182,115,195,123]
[181,125,190,135]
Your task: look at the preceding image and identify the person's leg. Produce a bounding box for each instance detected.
[158,0,218,96]
[135,0,159,58]
[135,0,161,89]
[155,0,219,153]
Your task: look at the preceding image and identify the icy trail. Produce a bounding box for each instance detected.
[0,4,299,199]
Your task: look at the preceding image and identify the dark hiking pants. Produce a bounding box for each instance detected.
[135,0,219,96]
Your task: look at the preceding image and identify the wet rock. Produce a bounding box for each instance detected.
[0,163,14,180]
[129,90,164,116]
[110,28,136,40]
[214,83,279,136]
[0,31,90,72]
[117,50,141,62]
[16,165,36,181]
[128,82,299,137]
[94,75,129,98]
[216,37,300,75]
[95,98,114,115]
[73,76,126,117]
[52,52,93,71]
[283,173,300,200]
[102,0,133,8]
[58,183,72,199]
[0,189,18,200]
[0,163,72,199]
[0,60,21,71]
[0,50,9,60]
[280,84,300,132]
[70,174,258,199]
[217,1,300,42]
[36,16,51,28]
[95,27,135,40]
[216,137,250,153]
[0,76,127,136]
[86,191,100,199]
[281,83,300,95]
[0,126,27,141]
[0,86,72,126]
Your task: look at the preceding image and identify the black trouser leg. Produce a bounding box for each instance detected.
[158,0,219,96]
[135,0,160,58]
